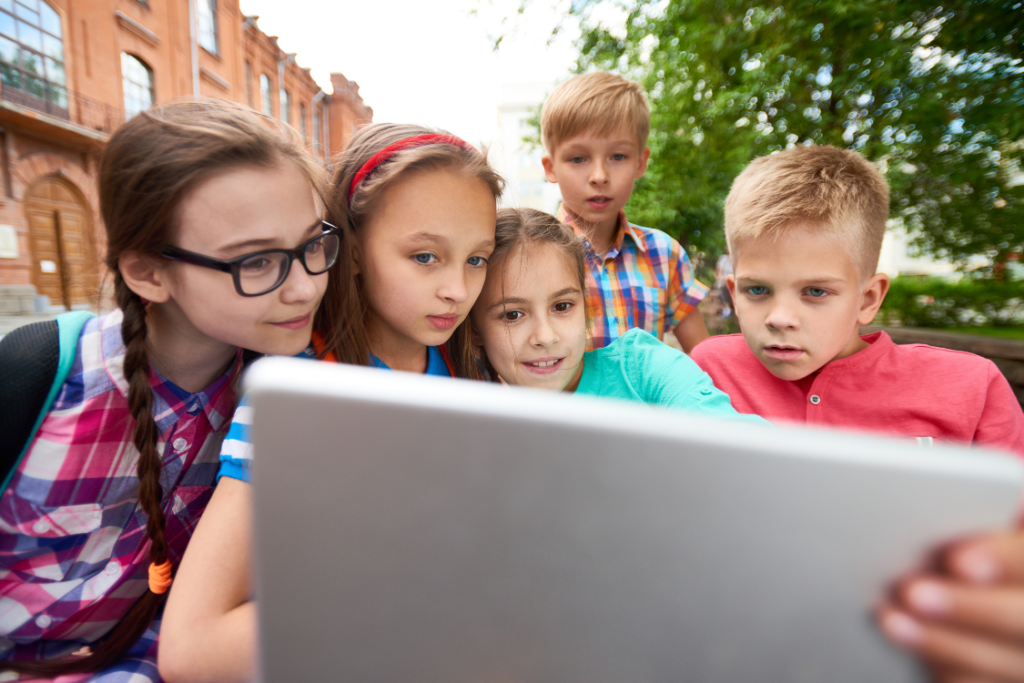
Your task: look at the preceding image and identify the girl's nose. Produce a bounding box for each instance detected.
[530,316,558,347]
[438,268,469,304]
[279,262,320,304]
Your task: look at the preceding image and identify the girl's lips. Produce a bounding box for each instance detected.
[763,346,803,361]
[271,313,312,331]
[587,197,612,210]
[522,357,564,375]
[427,314,459,330]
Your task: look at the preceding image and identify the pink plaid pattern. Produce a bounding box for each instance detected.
[0,310,240,680]
[557,207,708,351]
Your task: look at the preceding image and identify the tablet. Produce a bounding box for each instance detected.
[246,357,1023,683]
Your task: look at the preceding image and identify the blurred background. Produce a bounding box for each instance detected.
[0,0,1020,397]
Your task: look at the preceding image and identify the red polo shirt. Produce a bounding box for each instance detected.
[691,331,1024,457]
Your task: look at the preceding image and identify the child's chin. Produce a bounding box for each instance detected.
[762,359,818,383]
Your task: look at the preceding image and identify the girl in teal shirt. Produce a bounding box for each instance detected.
[472,207,758,422]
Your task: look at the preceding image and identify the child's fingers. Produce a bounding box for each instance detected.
[933,674,999,683]
[878,607,1024,682]
[947,532,1024,585]
[899,577,1024,641]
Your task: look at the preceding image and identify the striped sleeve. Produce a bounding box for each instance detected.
[218,396,254,483]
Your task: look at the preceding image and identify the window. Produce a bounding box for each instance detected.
[299,102,307,140]
[245,61,253,108]
[313,104,321,154]
[260,73,271,116]
[280,88,289,125]
[197,0,217,55]
[0,0,66,112]
[122,53,153,118]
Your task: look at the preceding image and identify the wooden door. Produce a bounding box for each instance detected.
[26,178,96,309]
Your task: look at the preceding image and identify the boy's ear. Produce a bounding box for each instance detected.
[118,252,172,304]
[726,273,737,300]
[542,154,558,183]
[857,273,890,325]
[635,146,651,179]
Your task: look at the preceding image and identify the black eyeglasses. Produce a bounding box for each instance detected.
[162,221,341,297]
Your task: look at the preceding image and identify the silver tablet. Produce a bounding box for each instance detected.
[246,357,1023,683]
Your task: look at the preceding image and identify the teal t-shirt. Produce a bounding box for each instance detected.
[575,328,761,423]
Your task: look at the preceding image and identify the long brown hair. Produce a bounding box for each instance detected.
[321,123,504,379]
[7,99,326,676]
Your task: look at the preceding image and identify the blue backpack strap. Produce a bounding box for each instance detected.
[0,311,94,493]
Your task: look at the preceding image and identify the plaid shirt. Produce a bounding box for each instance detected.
[0,310,240,680]
[558,208,708,351]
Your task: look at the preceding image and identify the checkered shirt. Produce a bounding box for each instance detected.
[558,207,708,351]
[0,309,241,680]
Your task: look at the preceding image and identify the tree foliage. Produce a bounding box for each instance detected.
[568,0,1024,266]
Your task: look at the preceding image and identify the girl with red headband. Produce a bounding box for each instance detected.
[159,124,504,683]
[0,101,333,681]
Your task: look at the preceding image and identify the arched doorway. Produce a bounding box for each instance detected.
[25,177,96,310]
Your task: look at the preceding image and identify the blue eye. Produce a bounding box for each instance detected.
[806,287,829,298]
[570,156,585,164]
[414,253,437,265]
[611,153,627,161]
[467,256,487,267]
[746,286,768,296]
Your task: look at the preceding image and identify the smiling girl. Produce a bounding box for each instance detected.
[472,208,759,421]
[159,125,504,683]
[0,101,331,681]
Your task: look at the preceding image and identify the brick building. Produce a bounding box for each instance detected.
[0,0,372,313]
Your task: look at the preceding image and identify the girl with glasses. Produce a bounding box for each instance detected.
[159,124,504,682]
[0,100,334,682]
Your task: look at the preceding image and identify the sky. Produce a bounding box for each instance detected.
[237,0,581,148]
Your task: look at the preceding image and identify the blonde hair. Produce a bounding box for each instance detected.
[324,123,504,379]
[725,145,890,279]
[541,72,650,153]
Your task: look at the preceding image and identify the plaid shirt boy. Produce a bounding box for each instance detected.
[559,207,708,351]
[0,310,240,681]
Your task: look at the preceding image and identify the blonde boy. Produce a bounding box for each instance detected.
[690,144,1024,453]
[541,72,710,353]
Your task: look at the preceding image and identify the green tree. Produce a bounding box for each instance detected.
[566,0,1023,267]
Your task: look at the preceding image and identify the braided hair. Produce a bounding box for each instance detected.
[7,99,326,675]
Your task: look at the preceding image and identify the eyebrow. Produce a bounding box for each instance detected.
[736,275,846,286]
[217,219,323,254]
[488,296,530,311]
[488,287,581,311]
[407,232,448,246]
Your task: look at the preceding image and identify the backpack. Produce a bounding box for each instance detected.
[0,311,95,492]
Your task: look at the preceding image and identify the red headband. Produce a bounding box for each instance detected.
[347,134,479,202]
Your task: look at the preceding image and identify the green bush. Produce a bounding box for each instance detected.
[877,276,1024,328]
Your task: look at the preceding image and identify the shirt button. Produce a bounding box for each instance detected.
[35,615,51,629]
[105,561,120,576]
[187,400,201,414]
[809,394,821,405]
[700,388,713,396]
[172,437,189,451]
[32,520,50,534]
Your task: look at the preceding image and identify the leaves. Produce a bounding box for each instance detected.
[567,0,1024,267]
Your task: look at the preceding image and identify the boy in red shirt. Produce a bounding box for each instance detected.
[691,144,1024,680]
